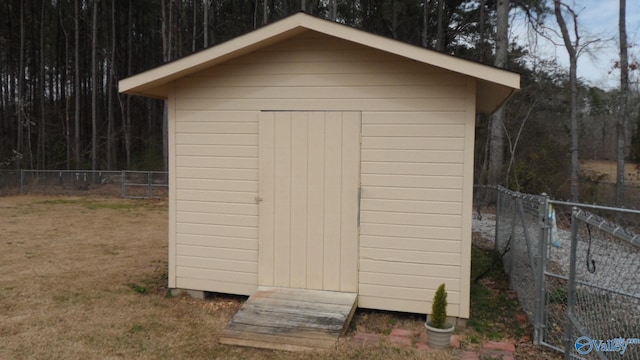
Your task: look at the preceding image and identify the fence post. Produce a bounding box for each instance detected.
[121,171,126,198]
[19,169,24,194]
[147,171,152,198]
[564,207,579,359]
[534,193,549,345]
[495,186,502,252]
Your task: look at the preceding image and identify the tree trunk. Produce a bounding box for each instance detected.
[125,2,132,168]
[554,0,580,201]
[616,0,628,205]
[91,0,99,172]
[487,0,508,186]
[330,0,337,21]
[422,0,429,48]
[192,0,197,52]
[264,0,268,25]
[204,0,209,47]
[74,0,81,169]
[38,1,46,169]
[435,0,445,52]
[107,0,116,169]
[17,0,24,170]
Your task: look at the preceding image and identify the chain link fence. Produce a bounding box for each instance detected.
[474,185,640,359]
[0,170,168,198]
[566,209,640,359]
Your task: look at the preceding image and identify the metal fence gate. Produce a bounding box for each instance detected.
[491,186,640,359]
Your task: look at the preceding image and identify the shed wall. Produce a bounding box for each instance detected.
[170,30,475,316]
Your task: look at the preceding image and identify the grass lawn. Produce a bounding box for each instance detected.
[0,195,558,359]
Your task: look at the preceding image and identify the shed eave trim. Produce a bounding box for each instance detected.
[119,12,520,97]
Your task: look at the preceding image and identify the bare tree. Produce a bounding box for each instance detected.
[616,0,628,205]
[487,0,509,186]
[38,1,46,169]
[422,0,429,47]
[16,0,24,170]
[91,0,99,172]
[74,0,80,169]
[553,0,579,201]
[435,0,445,51]
[107,0,116,169]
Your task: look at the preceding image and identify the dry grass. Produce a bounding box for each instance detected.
[0,195,455,360]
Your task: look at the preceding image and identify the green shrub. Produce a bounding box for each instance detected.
[430,283,448,329]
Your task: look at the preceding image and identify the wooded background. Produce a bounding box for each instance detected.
[1,0,638,201]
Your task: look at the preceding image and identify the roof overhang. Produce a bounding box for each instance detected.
[119,12,520,115]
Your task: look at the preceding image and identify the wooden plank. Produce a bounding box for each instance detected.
[361,149,464,163]
[306,113,325,290]
[176,167,257,181]
[176,211,258,227]
[176,223,257,239]
[360,211,462,228]
[362,186,463,202]
[340,112,360,292]
[176,234,257,250]
[360,248,461,266]
[175,97,465,112]
[176,245,257,262]
[175,122,258,134]
[360,235,461,253]
[176,178,257,192]
[177,267,257,284]
[175,110,258,122]
[289,112,309,289]
[361,124,464,137]
[359,259,459,278]
[362,111,466,124]
[251,287,357,304]
[359,272,461,290]
[176,256,257,273]
[176,144,258,157]
[177,201,258,216]
[175,133,258,145]
[237,297,354,313]
[175,84,466,100]
[176,155,258,169]
[220,287,357,351]
[178,72,463,88]
[273,112,292,287]
[362,137,464,150]
[258,112,275,286]
[360,198,462,215]
[323,112,342,292]
[360,174,463,189]
[361,162,464,177]
[360,223,460,240]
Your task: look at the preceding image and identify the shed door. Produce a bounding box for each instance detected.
[258,111,360,292]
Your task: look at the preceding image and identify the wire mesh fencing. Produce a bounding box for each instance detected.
[0,170,167,198]
[484,186,640,358]
[565,209,640,359]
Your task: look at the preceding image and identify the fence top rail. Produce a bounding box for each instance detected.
[496,185,546,204]
[573,207,640,249]
[550,199,640,215]
[0,169,168,175]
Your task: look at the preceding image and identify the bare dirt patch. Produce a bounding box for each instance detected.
[0,195,457,360]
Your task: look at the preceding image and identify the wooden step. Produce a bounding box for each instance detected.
[220,286,358,351]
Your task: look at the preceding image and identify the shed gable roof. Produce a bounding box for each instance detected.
[119,12,519,114]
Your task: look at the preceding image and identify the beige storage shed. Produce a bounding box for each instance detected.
[120,12,519,320]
